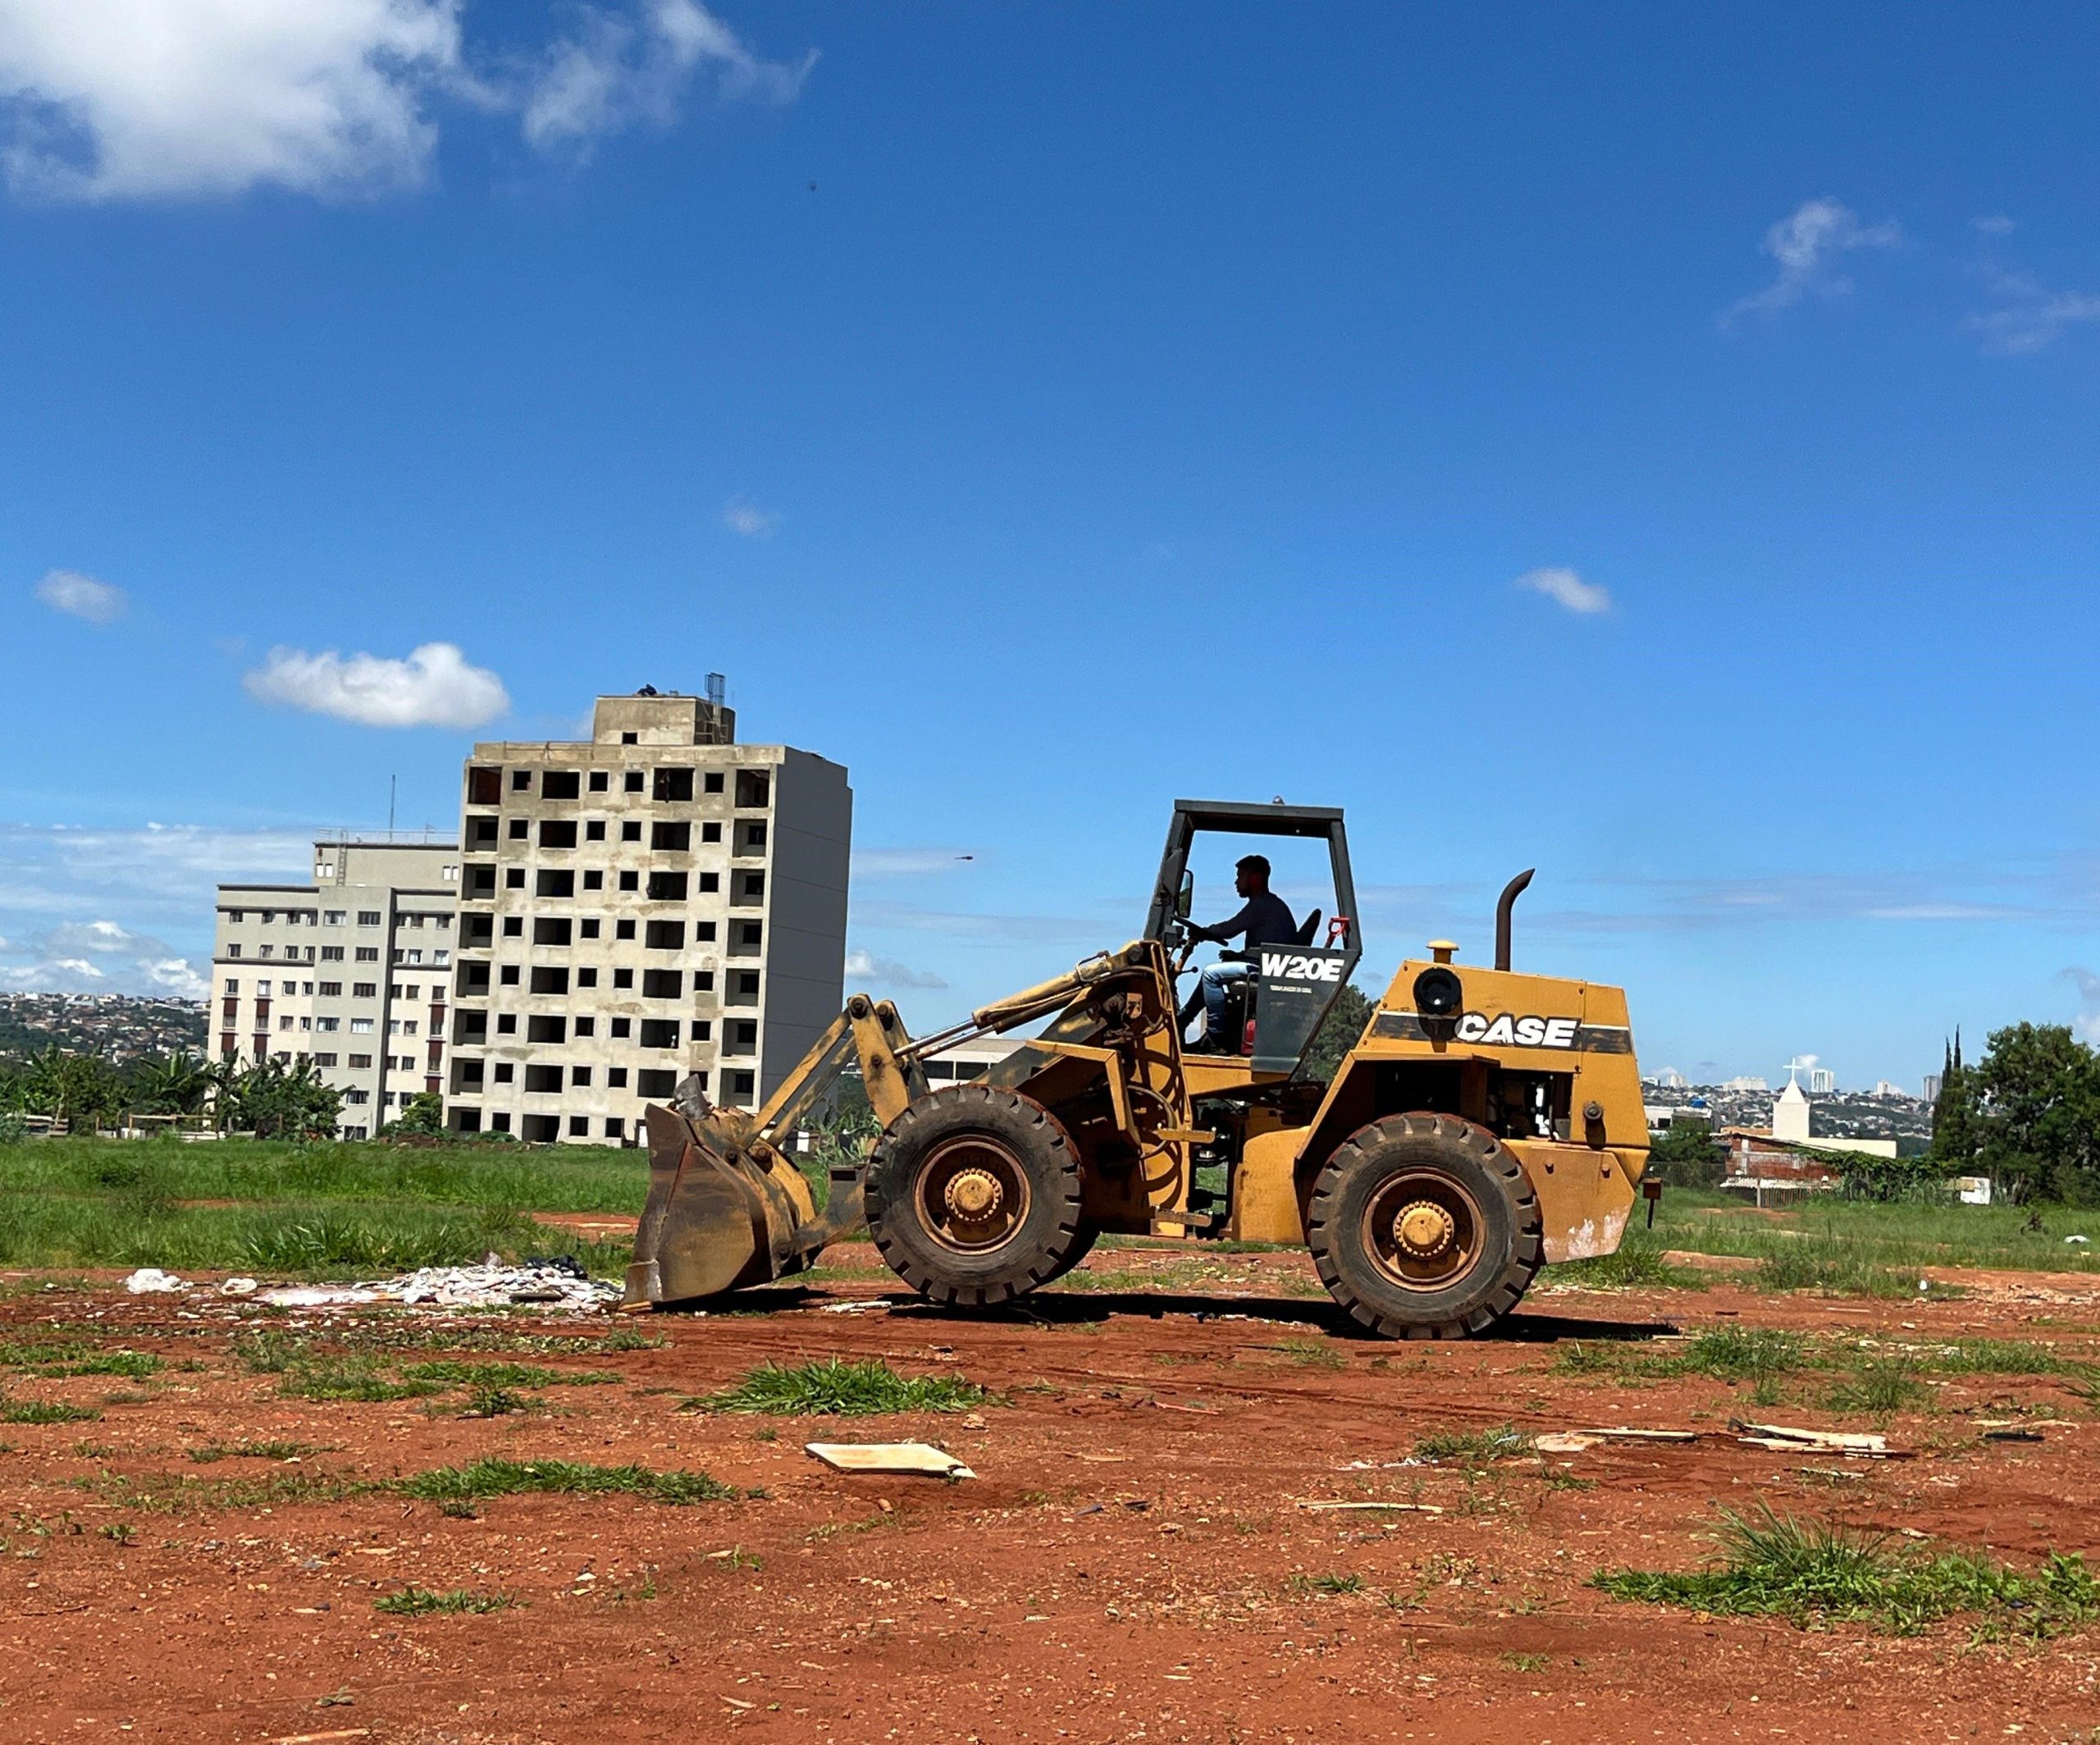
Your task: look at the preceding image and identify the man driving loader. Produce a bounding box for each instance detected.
[1179,852,1296,1052]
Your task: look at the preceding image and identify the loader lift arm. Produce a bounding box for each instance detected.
[623,947,1157,1309]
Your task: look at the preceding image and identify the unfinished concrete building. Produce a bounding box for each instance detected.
[444,685,851,1144]
[210,841,462,1139]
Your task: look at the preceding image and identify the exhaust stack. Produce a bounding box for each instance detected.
[1494,869,1535,972]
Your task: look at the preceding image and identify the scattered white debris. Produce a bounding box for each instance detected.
[253,1259,619,1314]
[819,1299,889,1315]
[1296,1500,1445,1514]
[2066,1235,2091,1246]
[219,1277,259,1298]
[805,1441,975,1479]
[123,1268,187,1295]
[1536,1427,1701,1454]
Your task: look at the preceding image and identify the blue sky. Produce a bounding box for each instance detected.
[4,2,2099,1090]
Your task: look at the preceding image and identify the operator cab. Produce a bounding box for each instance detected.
[1145,799,1362,1076]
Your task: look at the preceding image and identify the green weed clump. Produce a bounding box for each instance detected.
[692,1358,995,1417]
[1549,1229,1709,1291]
[375,1586,515,1616]
[1287,1571,1365,1596]
[1413,1423,1533,1464]
[398,1360,620,1390]
[1824,1359,1933,1419]
[186,1439,333,1464]
[396,1458,737,1506]
[1753,1241,1919,1300]
[1596,1506,2100,1638]
[0,1341,162,1380]
[0,1398,101,1424]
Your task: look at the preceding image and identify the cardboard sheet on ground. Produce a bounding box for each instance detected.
[805,1441,975,1479]
[1729,1419,1906,1457]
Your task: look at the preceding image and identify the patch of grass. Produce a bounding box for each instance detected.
[374,1586,515,1616]
[1500,1652,1550,1672]
[1549,1229,1709,1290]
[1678,1325,1808,1383]
[1270,1338,1345,1371]
[77,1470,367,1512]
[398,1360,620,1389]
[1920,1339,2080,1377]
[186,1439,334,1464]
[1413,1423,1533,1464]
[459,1386,537,1418]
[231,1331,308,1374]
[0,1341,162,1379]
[1288,1571,1364,1596]
[276,1356,445,1404]
[1,1399,100,1424]
[1554,1325,1806,1400]
[1754,1242,1920,1300]
[1824,1359,1933,1419]
[395,1458,737,1506]
[1646,1189,2100,1279]
[691,1358,995,1417]
[1596,1505,2100,1638]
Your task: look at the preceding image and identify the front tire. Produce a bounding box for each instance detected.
[1306,1112,1541,1339]
[864,1085,1087,1307]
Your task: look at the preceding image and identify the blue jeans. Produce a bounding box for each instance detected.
[1198,961,1251,1044]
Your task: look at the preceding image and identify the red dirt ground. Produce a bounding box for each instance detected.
[3,1245,2099,1744]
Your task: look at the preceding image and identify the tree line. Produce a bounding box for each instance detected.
[0,1048,443,1144]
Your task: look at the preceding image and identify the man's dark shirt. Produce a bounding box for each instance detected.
[1204,892,1297,950]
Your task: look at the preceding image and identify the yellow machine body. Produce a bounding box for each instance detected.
[623,799,1648,1337]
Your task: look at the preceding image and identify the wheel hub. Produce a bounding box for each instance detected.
[943,1167,1004,1222]
[1394,1199,1456,1259]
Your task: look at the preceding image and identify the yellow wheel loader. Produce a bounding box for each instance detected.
[623,800,1651,1339]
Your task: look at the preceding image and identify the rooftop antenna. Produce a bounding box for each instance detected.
[388,775,396,838]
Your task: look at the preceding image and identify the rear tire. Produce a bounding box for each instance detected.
[864,1085,1087,1307]
[1306,1112,1541,1339]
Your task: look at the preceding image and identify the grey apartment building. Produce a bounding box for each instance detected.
[211,841,462,1139]
[444,690,851,1144]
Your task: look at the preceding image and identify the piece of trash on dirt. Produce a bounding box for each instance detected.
[1536,1428,1700,1454]
[960,1413,987,1430]
[1983,1428,2045,1443]
[1149,1399,1221,1415]
[819,1299,888,1315]
[805,1441,975,1479]
[219,1277,259,1297]
[1973,1417,2075,1430]
[1730,1419,1908,1459]
[124,1268,187,1295]
[1296,1500,1445,1514]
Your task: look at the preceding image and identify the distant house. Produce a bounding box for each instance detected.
[1719,1076,1897,1199]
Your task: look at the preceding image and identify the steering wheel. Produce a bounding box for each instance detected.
[1171,920,1208,972]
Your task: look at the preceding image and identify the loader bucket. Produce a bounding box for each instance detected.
[622,1103,818,1309]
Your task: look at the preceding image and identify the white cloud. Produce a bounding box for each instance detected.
[844,948,947,990]
[1967,267,2100,356]
[1974,213,2016,236]
[1515,566,1611,615]
[243,640,509,729]
[1722,197,1901,325]
[523,0,811,153]
[33,566,126,623]
[0,821,311,998]
[0,918,207,998]
[0,0,811,202]
[721,496,782,540]
[0,0,465,200]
